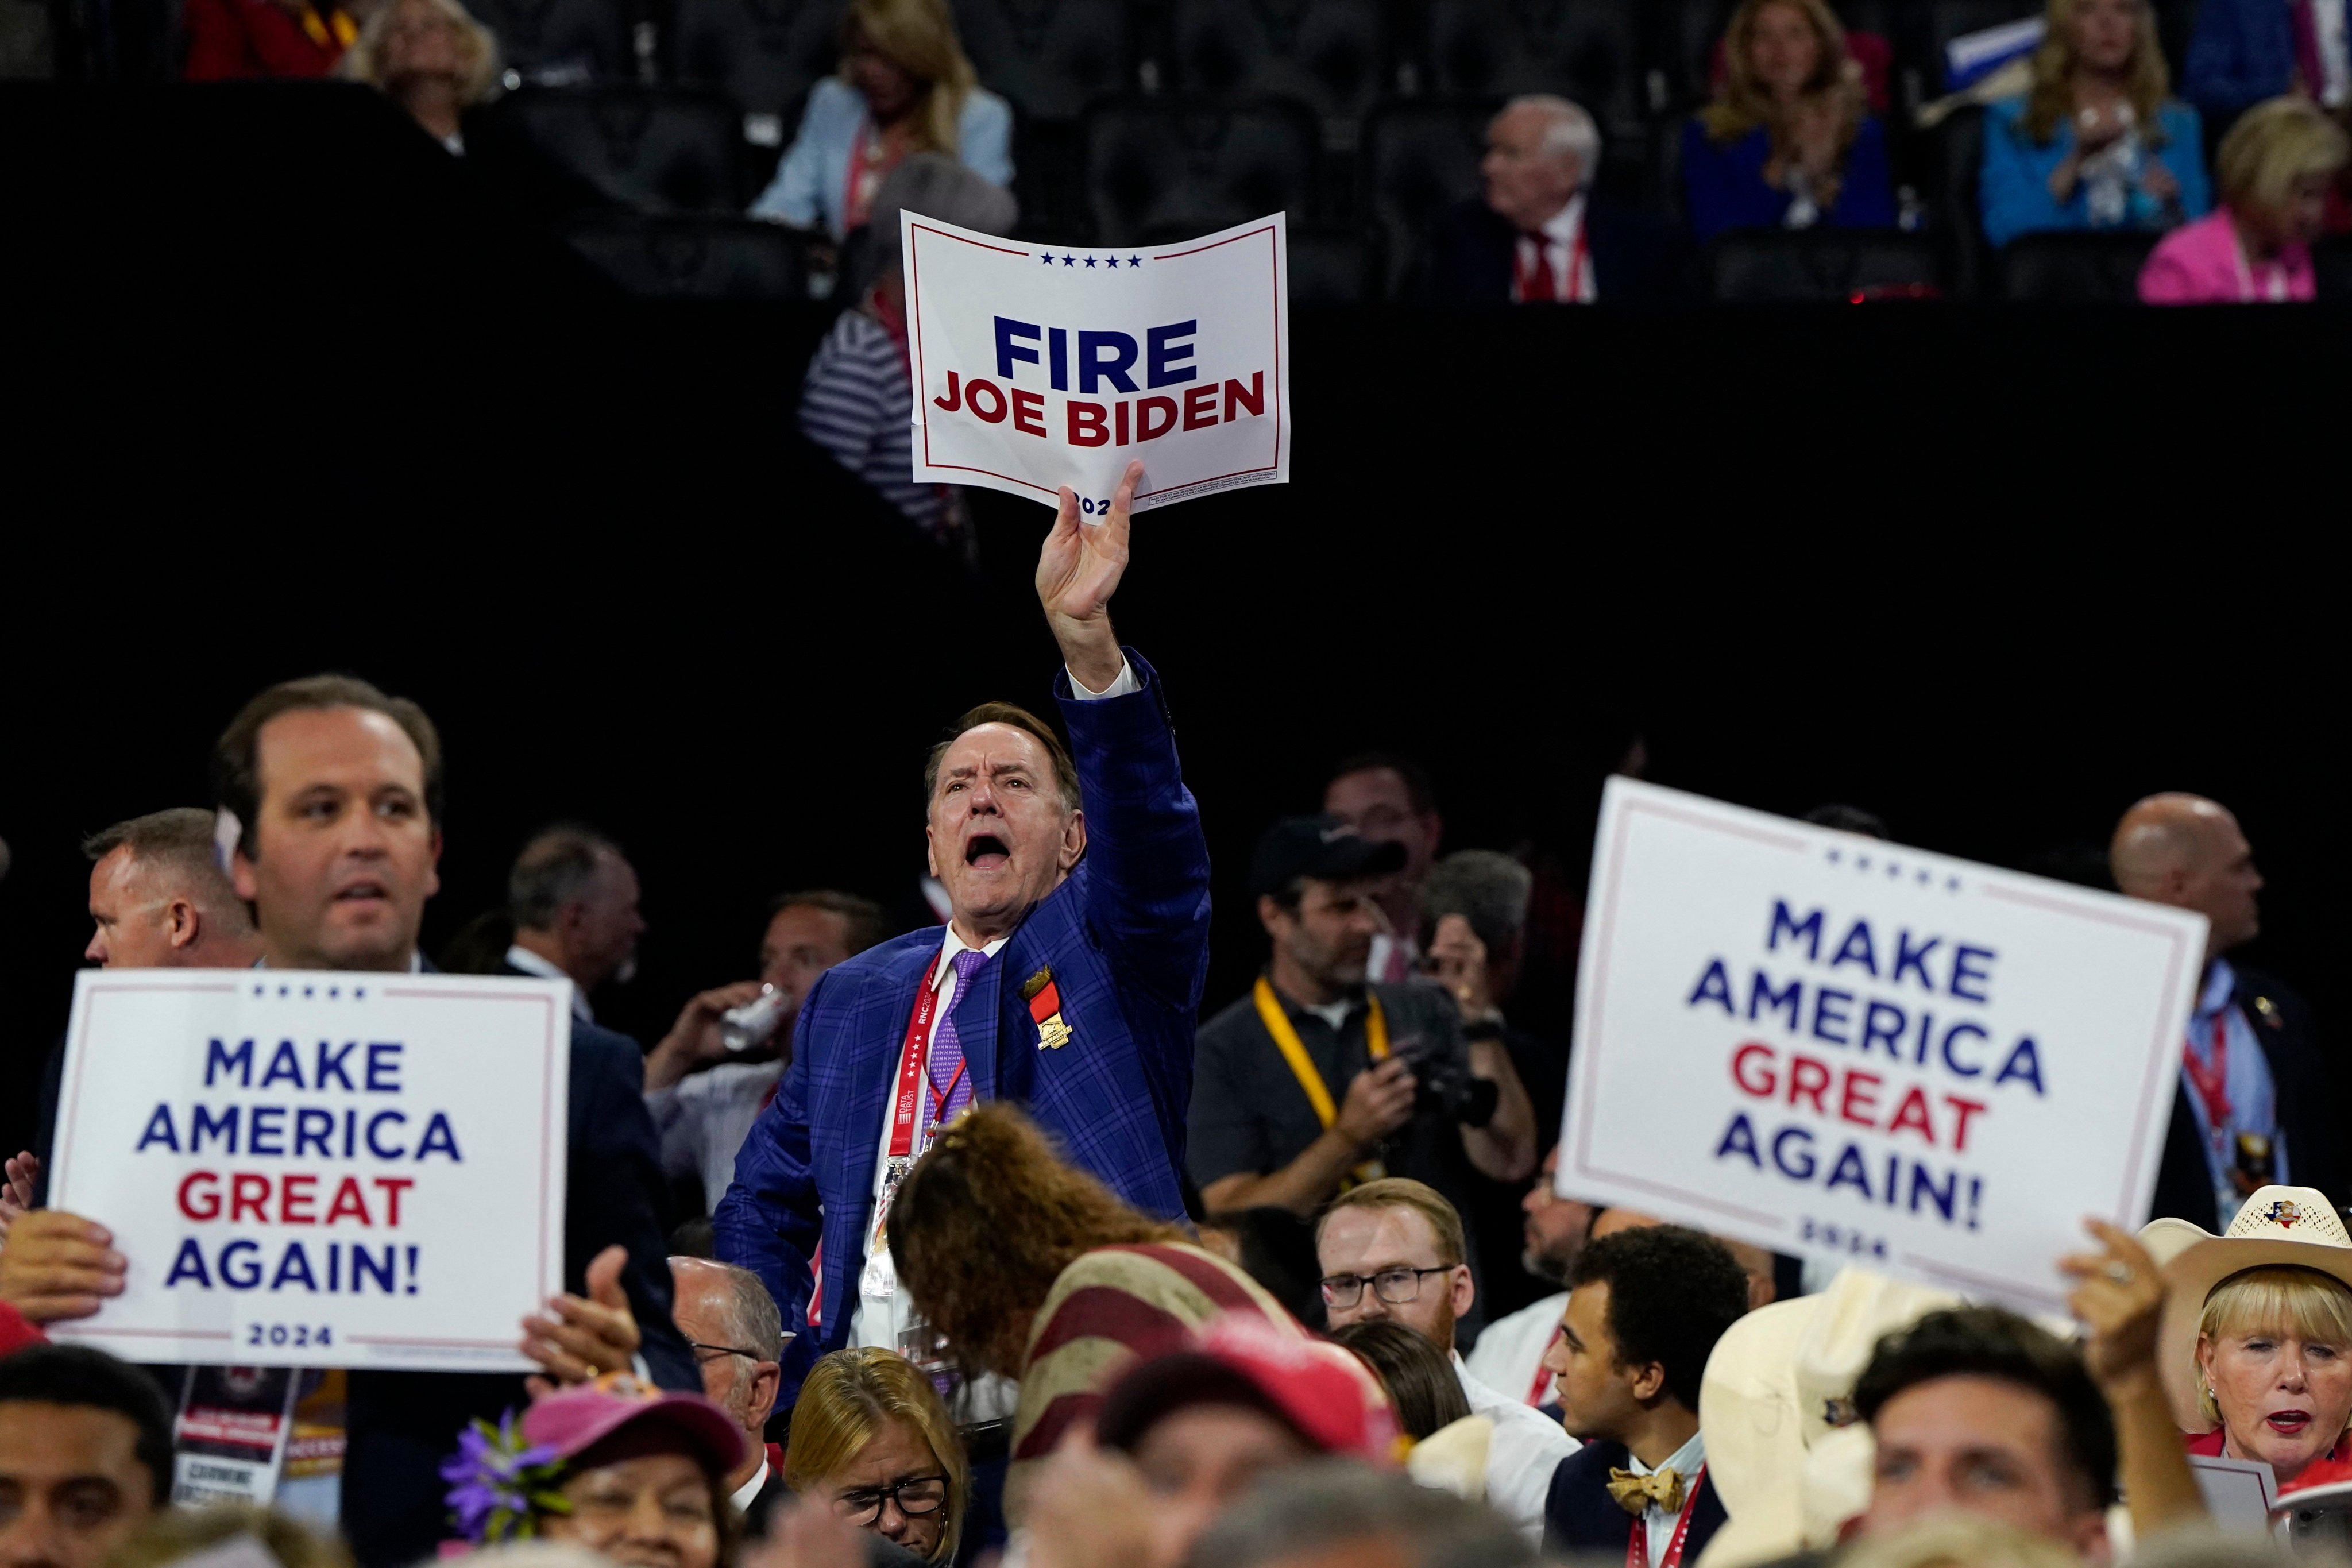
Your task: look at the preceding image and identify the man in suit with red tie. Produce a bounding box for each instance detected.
[716,459,1213,1412]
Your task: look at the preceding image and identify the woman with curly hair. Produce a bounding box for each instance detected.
[1979,0,2210,247]
[886,1103,1307,1516]
[1682,0,1895,241]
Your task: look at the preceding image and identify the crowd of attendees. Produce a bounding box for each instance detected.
[2,477,2351,1568]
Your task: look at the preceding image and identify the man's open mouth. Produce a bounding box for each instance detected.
[334,880,390,904]
[965,835,1011,870]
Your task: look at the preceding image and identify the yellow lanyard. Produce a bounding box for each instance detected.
[1253,977,1388,1183]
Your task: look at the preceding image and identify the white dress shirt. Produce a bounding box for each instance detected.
[504,944,593,1022]
[1465,1290,1568,1408]
[1511,195,1597,304]
[729,1457,771,1515]
[1454,1354,1580,1543]
[647,1060,786,1214]
[1624,1429,1706,1567]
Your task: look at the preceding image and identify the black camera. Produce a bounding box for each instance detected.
[1390,1034,1499,1128]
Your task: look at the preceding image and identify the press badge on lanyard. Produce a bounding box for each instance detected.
[859,953,961,1316]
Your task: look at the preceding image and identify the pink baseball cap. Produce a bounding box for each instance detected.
[1095,1318,1397,1461]
[520,1383,748,1477]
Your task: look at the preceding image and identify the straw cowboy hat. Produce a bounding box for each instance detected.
[1696,1268,1961,1568]
[2139,1184,2352,1434]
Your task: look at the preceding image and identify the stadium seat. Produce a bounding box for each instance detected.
[1921,103,1988,296]
[1995,230,2156,300]
[468,0,631,80]
[1421,0,1648,138]
[1703,227,1944,299]
[1167,0,1393,132]
[470,86,746,214]
[1361,98,1490,298]
[562,211,812,296]
[1288,228,1371,302]
[952,0,1134,121]
[666,0,844,139]
[1079,96,1320,245]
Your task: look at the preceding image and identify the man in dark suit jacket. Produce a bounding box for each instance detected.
[717,460,1212,1406]
[1539,1226,1747,1564]
[0,675,696,1568]
[2113,794,2343,1231]
[1420,96,1680,306]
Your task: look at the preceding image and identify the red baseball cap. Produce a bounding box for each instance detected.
[520,1383,747,1477]
[1095,1318,1397,1461]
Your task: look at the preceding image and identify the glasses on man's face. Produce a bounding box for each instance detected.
[1319,1265,1451,1309]
[689,1341,763,1366]
[832,1474,949,1526]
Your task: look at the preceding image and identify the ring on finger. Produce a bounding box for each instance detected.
[2103,1261,2134,1284]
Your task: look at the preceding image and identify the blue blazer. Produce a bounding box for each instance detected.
[714,652,1211,1400]
[1681,115,1897,243]
[1977,95,2210,249]
[1543,1440,1728,1563]
[2184,0,2297,122]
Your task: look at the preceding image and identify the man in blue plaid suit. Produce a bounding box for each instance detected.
[715,460,1210,1403]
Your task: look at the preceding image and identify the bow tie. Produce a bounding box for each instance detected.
[1606,1466,1686,1516]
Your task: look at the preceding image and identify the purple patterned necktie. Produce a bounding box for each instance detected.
[926,948,988,1133]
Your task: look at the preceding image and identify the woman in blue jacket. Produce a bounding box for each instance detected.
[1683,0,1897,241]
[751,0,1013,239]
[1979,0,2209,248]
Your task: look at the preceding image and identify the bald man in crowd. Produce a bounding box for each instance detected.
[2112,793,2341,1227]
[1419,94,1678,306]
[3,809,261,1228]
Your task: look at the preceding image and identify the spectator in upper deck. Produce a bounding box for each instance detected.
[750,0,1012,240]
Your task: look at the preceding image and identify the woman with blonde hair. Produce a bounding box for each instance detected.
[1681,0,1895,241]
[2141,95,2349,298]
[783,1348,970,1563]
[1979,0,2209,246]
[338,0,499,151]
[2141,1185,2352,1490]
[885,1103,1308,1517]
[751,0,1012,239]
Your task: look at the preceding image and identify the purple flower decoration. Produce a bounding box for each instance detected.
[441,1410,571,1544]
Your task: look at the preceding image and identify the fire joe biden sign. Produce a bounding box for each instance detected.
[903,210,1291,511]
[1559,779,2209,1312]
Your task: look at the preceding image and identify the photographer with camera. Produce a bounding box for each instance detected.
[1189,816,1536,1342]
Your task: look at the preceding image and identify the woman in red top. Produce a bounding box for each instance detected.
[2142,1184,2352,1493]
[184,0,361,80]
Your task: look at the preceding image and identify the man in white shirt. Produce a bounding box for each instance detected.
[669,1257,788,1530]
[500,824,644,1024]
[1323,754,1443,984]
[643,892,887,1213]
[1314,1177,1577,1541]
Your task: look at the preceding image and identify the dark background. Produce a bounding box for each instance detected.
[3,82,2342,1163]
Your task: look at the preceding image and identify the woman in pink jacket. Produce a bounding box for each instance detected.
[2141,95,2349,300]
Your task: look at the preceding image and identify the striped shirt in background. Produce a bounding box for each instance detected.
[798,307,948,534]
[1007,1242,1306,1519]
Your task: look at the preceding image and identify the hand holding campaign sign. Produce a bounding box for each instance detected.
[45,970,570,1371]
[905,210,1289,511]
[1560,779,2207,1312]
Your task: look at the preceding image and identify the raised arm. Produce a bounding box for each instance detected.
[1038,461,1213,1010]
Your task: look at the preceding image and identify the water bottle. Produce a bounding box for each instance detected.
[719,985,791,1053]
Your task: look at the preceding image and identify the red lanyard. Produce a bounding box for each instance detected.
[1528,1322,1563,1405]
[1627,1465,1706,1568]
[2184,1014,2231,1148]
[886,954,963,1159]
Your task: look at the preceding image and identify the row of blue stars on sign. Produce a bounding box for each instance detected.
[1040,252,1147,268]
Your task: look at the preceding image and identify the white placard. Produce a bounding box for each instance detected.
[47,970,569,1372]
[903,209,1291,511]
[2189,1455,2278,1528]
[1561,779,2207,1313]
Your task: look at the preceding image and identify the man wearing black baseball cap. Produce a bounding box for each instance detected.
[1186,817,1535,1339]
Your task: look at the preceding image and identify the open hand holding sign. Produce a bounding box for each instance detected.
[1037,459,1142,695]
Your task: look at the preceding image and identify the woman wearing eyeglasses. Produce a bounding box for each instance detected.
[785,1348,970,1563]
